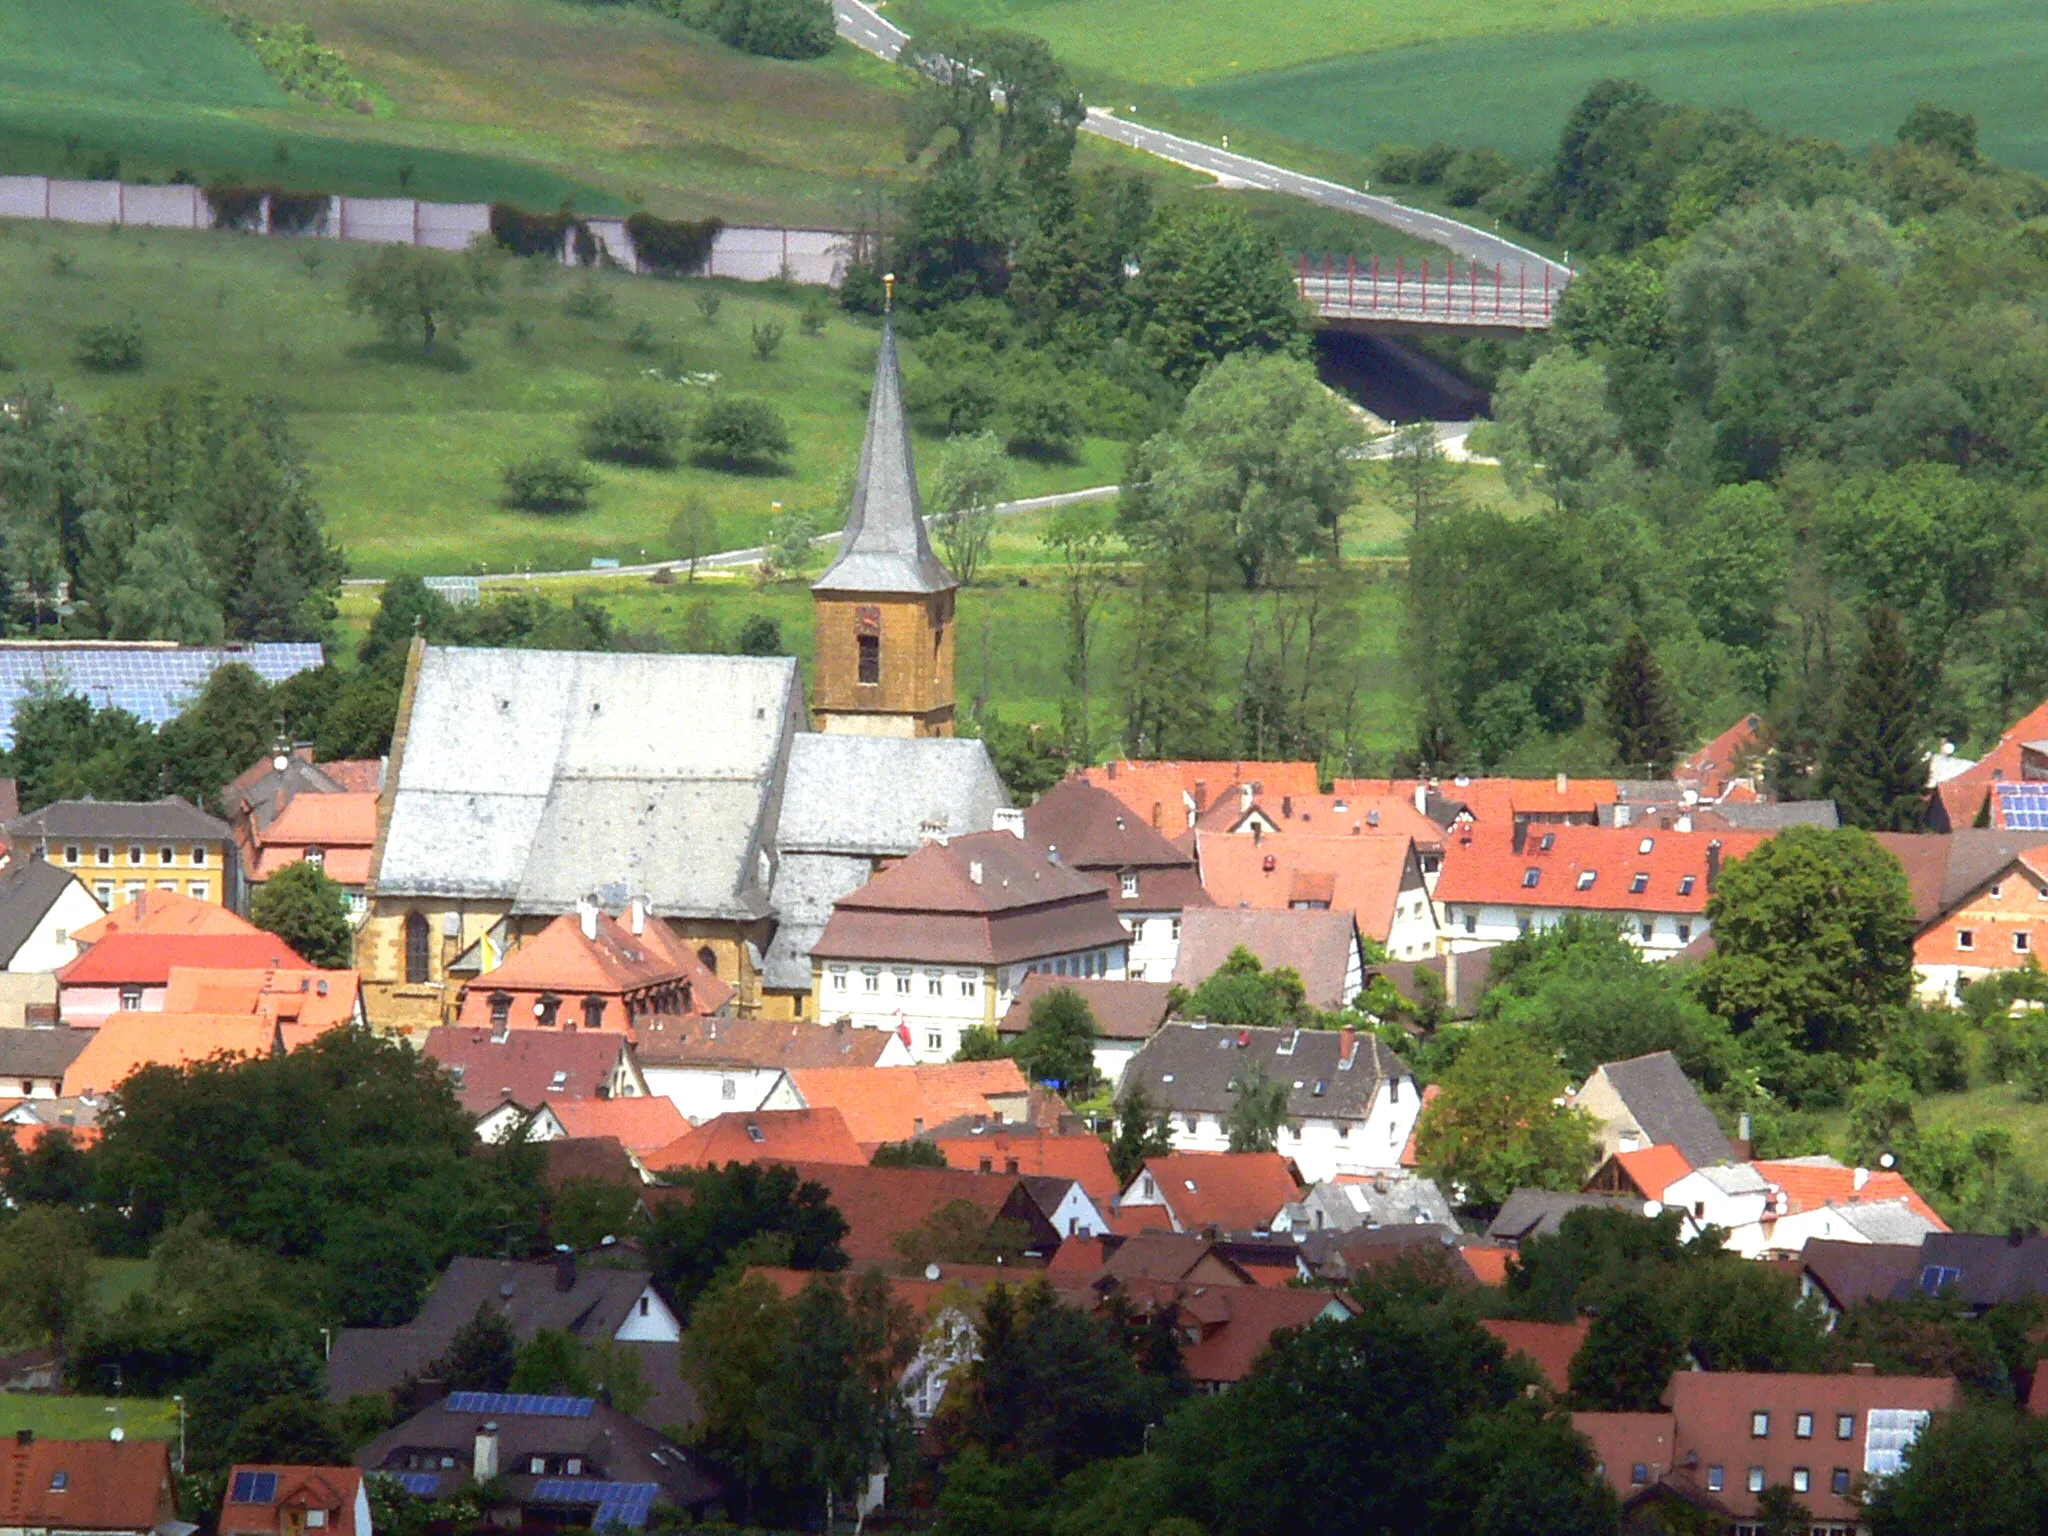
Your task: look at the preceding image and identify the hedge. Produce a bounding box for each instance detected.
[626,212,724,276]
[490,203,577,258]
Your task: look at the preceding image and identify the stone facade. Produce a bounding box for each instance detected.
[812,590,955,738]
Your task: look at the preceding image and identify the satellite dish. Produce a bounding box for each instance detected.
[1879,1153,1896,1169]
[1644,1201,1664,1219]
[109,1426,124,1442]
[924,1263,942,1281]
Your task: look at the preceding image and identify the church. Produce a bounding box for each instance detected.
[358,324,1008,1031]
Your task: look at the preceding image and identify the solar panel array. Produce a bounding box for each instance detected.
[230,1470,280,1503]
[0,643,323,748]
[530,1479,662,1530]
[1995,783,2048,830]
[445,1390,596,1418]
[389,1471,444,1497]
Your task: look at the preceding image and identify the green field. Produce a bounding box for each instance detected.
[0,220,1128,577]
[0,1393,177,1441]
[1187,0,2048,176]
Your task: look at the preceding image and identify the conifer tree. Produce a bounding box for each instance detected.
[1602,631,1678,775]
[1821,604,1924,830]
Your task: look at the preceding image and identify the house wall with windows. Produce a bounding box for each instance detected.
[639,1063,805,1123]
[5,879,105,974]
[1912,854,2048,1001]
[1122,910,1182,983]
[1153,1086,1420,1185]
[42,835,229,908]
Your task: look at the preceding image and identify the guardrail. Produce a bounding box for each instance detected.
[1295,254,1560,329]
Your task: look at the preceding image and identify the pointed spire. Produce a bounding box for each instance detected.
[813,323,957,596]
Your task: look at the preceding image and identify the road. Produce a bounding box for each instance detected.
[830,0,1569,285]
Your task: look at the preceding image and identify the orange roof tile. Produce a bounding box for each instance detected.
[1130,1152,1302,1234]
[928,1128,1119,1205]
[551,1096,689,1154]
[1078,762,1321,838]
[1336,776,1618,826]
[72,891,260,945]
[1611,1144,1693,1202]
[60,931,306,985]
[219,1465,367,1536]
[2,1121,101,1152]
[0,1437,173,1527]
[1401,1083,1441,1168]
[1752,1159,1949,1230]
[1480,1317,1590,1392]
[161,966,359,1034]
[646,1108,868,1172]
[1681,715,1765,800]
[1458,1246,1513,1285]
[1433,824,1769,913]
[254,791,376,850]
[460,911,730,1023]
[63,1013,281,1095]
[708,1159,1034,1266]
[1932,697,2048,830]
[788,1061,1031,1148]
[1195,831,1419,942]
[1200,789,1443,848]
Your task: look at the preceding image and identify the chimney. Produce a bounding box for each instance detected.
[992,807,1026,838]
[1252,823,1263,846]
[474,1422,499,1480]
[1853,1166,1870,1192]
[1706,840,1723,892]
[578,897,598,940]
[1512,821,1528,855]
[1414,782,1428,814]
[1107,761,1119,780]
[554,1244,576,1292]
[969,860,984,885]
[1281,795,1294,819]
[1194,780,1208,812]
[1239,783,1254,813]
[628,897,647,936]
[1339,1024,1356,1066]
[14,1430,29,1447]
[1556,772,1568,795]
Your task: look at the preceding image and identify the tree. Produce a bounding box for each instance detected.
[669,494,718,581]
[582,393,683,468]
[762,504,822,581]
[1134,201,1310,387]
[648,1162,848,1318]
[549,1176,646,1252]
[427,1304,518,1394]
[932,431,1011,588]
[1381,419,1458,528]
[1108,1086,1174,1187]
[250,860,353,968]
[1043,504,1116,759]
[106,522,224,642]
[870,1140,949,1169]
[1602,631,1678,775]
[1898,100,1979,163]
[1181,945,1310,1028]
[512,1329,594,1395]
[1865,1402,2048,1536]
[322,1211,433,1326]
[346,245,479,356]
[225,1396,347,1468]
[1492,351,1628,512]
[692,397,792,470]
[696,0,835,58]
[1012,986,1099,1095]
[681,1274,789,1520]
[359,574,453,667]
[895,1200,1029,1271]
[0,1207,95,1373]
[1414,1027,1599,1208]
[1430,1399,1621,1536]
[736,614,784,655]
[1694,826,1918,1098]
[1225,1063,1289,1154]
[1568,1286,1681,1411]
[1820,604,1924,831]
[1686,482,1788,663]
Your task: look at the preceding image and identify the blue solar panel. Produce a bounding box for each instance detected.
[388,1471,443,1496]
[0,643,323,747]
[444,1390,595,1418]
[230,1470,279,1503]
[530,1480,662,1530]
[1996,784,2048,830]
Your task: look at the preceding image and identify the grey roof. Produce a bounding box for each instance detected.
[0,860,87,964]
[9,795,230,842]
[0,641,322,748]
[1588,1051,1734,1168]
[813,325,957,597]
[777,735,1007,856]
[1277,1176,1455,1234]
[1830,1201,1945,1246]
[762,851,876,992]
[376,648,804,919]
[1487,1189,1643,1244]
[0,1024,90,1079]
[1901,1231,2048,1307]
[1714,800,1840,829]
[1118,1021,1409,1123]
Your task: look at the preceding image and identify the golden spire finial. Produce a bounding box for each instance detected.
[883,271,896,313]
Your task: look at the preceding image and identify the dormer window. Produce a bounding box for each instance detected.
[1630,872,1649,894]
[549,1070,568,1091]
[1576,870,1596,890]
[306,847,325,870]
[1678,875,1696,896]
[1121,872,1140,898]
[1540,832,1555,851]
[1523,868,1540,888]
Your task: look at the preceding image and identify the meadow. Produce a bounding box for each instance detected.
[0,220,1124,577]
[0,1394,178,1441]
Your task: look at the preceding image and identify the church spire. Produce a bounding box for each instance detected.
[813,323,957,597]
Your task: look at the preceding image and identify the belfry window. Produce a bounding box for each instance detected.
[858,633,881,685]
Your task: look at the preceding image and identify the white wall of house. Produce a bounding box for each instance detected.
[0,1071,63,1100]
[1662,1167,1770,1249]
[613,1284,684,1343]
[642,1064,803,1124]
[1040,1181,1109,1240]
[5,882,104,973]
[1122,911,1182,983]
[1150,1075,1422,1184]
[820,940,1129,1064]
[1383,886,1440,962]
[1441,903,1703,958]
[475,1102,569,1143]
[59,981,166,1027]
[1094,1039,1143,1094]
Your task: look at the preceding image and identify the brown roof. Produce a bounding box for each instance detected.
[997,975,1175,1042]
[787,1060,1030,1147]
[1128,1152,1303,1234]
[1125,1279,1352,1384]
[1195,830,1422,943]
[1874,830,2048,926]
[645,1108,867,1172]
[1171,906,1358,1009]
[1574,1411,1677,1504]
[634,1014,896,1071]
[541,1136,641,1190]
[1046,1231,1255,1286]
[813,831,1132,968]
[420,1027,633,1117]
[1480,1317,1590,1393]
[923,1124,1119,1205]
[707,1159,1050,1267]
[1023,779,1203,871]
[1797,1239,1924,1311]
[0,1436,174,1527]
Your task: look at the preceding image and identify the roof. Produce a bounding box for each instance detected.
[0,1434,173,1526]
[997,975,1175,1042]
[552,1096,688,1154]
[1194,831,1421,942]
[160,966,360,1038]
[1905,1231,2048,1306]
[1167,1283,1353,1384]
[645,1108,867,1172]
[220,1465,366,1536]
[1573,1411,1675,1501]
[1930,696,2048,830]
[1024,779,1200,871]
[923,1125,1119,1205]
[1873,830,2048,925]
[0,1026,92,1080]
[1277,1175,1456,1233]
[10,794,230,841]
[1798,1239,1925,1310]
[1335,775,1619,826]
[812,830,1131,968]
[1480,1317,1590,1393]
[1118,1022,1408,1124]
[421,1028,632,1117]
[634,1014,900,1071]
[1200,788,1445,849]
[777,735,1006,857]
[787,1060,1030,1147]
[72,889,261,944]
[63,1013,281,1095]
[375,646,803,919]
[1171,907,1359,1009]
[762,851,879,992]
[1128,1152,1303,1234]
[250,792,378,884]
[723,1159,1034,1266]
[1585,1052,1734,1168]
[1434,824,1768,913]
[1680,714,1764,799]
[1487,1189,1644,1245]
[0,860,92,963]
[0,641,321,748]
[468,911,730,1013]
[1752,1157,1947,1229]
[813,325,955,596]
[58,931,307,986]
[1049,1231,1251,1284]
[1605,1144,1694,1201]
[1077,761,1322,839]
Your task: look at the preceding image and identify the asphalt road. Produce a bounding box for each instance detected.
[830,0,1569,284]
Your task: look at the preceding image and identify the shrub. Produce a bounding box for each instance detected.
[489,203,575,259]
[624,319,659,354]
[736,614,784,654]
[1442,147,1517,208]
[688,0,835,59]
[1375,141,1458,185]
[1003,379,1082,460]
[626,212,723,276]
[694,289,723,324]
[268,188,330,235]
[204,184,267,231]
[692,397,792,470]
[800,297,828,336]
[581,394,683,467]
[565,278,615,320]
[76,320,143,372]
[750,318,784,360]
[501,452,597,512]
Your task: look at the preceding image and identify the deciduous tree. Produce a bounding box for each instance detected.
[250,859,353,968]
[1414,1026,1599,1208]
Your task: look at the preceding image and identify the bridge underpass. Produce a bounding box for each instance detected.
[1295,254,1562,334]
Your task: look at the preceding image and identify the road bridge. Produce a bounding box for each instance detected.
[1295,254,1559,333]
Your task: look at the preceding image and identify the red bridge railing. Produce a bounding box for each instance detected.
[1293,253,1562,328]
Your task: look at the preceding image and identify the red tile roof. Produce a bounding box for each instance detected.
[60,931,307,986]
[1171,906,1359,1010]
[1078,762,1322,839]
[161,966,360,1041]
[459,911,730,1025]
[421,1027,633,1117]
[1931,697,2048,830]
[552,1096,688,1154]
[1434,824,1769,913]
[63,1013,282,1095]
[787,1061,1031,1148]
[220,1465,366,1536]
[249,793,378,885]
[1573,1410,1676,1503]
[711,1160,1036,1267]
[1157,1281,1354,1384]
[1199,789,1444,849]
[1127,1153,1303,1234]
[1610,1144,1693,1202]
[1335,776,1618,825]
[1480,1317,1590,1393]
[1195,831,1420,942]
[646,1108,868,1172]
[1458,1245,1513,1285]
[1751,1158,1948,1229]
[926,1127,1119,1205]
[0,1436,173,1528]
[1681,715,1764,800]
[71,890,259,945]
[2030,1359,2048,1417]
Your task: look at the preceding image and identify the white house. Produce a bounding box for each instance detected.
[0,861,104,973]
[1021,781,1211,983]
[632,1015,909,1123]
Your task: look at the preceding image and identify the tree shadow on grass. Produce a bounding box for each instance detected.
[689,451,788,476]
[345,340,474,374]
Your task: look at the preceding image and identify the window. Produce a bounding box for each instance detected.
[94,882,112,904]
[1752,1412,1770,1438]
[863,969,880,993]
[158,846,174,865]
[832,968,847,991]
[96,846,111,866]
[722,1079,737,1101]
[926,1030,943,1053]
[1832,1468,1851,1495]
[1796,1412,1813,1440]
[1523,868,1541,888]
[1677,923,1692,944]
[537,995,560,1028]
[50,1471,67,1491]
[531,1457,547,1475]
[1958,929,1976,950]
[1464,912,1477,934]
[857,633,881,685]
[62,845,77,864]
[489,993,511,1030]
[1747,1467,1766,1494]
[1630,872,1649,893]
[306,847,325,870]
[404,912,432,984]
[188,881,208,900]
[698,945,719,976]
[2018,932,2032,953]
[1992,882,2004,898]
[927,971,944,996]
[128,844,143,865]
[895,970,912,995]
[120,986,142,1010]
[156,880,176,893]
[566,1456,583,1475]
[1121,872,1140,898]
[1577,870,1597,890]
[1184,1114,1199,1132]
[191,845,207,866]
[1678,874,1696,896]
[124,883,143,903]
[1792,1468,1810,1495]
[1639,920,1654,941]
[958,973,978,998]
[1169,918,1181,943]
[1540,832,1555,851]
[1836,1413,1855,1439]
[17,1082,28,1097]
[583,996,606,1031]
[1630,1463,1648,1487]
[1706,1466,1724,1493]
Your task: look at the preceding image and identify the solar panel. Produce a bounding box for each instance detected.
[530,1480,663,1530]
[230,1470,280,1503]
[0,643,323,748]
[1996,784,2048,830]
[1864,1408,1933,1478]
[444,1390,595,1418]
[388,1471,443,1497]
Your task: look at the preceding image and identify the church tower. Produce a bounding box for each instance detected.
[811,323,958,737]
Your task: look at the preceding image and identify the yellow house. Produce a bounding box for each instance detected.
[7,796,236,908]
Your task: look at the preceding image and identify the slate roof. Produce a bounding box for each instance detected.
[1585,1051,1734,1168]
[777,735,1006,857]
[0,860,90,964]
[762,852,878,992]
[11,794,230,842]
[1171,907,1359,1009]
[997,975,1175,1041]
[1276,1175,1455,1233]
[1117,1021,1408,1124]
[1798,1238,1924,1311]
[375,647,803,919]
[0,1025,92,1080]
[1487,1189,1644,1245]
[1901,1231,2048,1306]
[813,325,956,597]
